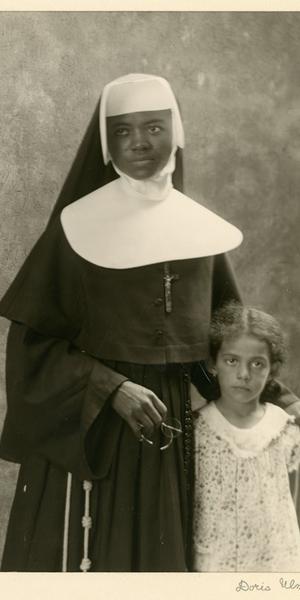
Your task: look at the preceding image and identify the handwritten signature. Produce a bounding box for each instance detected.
[236,578,300,592]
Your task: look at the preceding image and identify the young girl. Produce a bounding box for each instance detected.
[193,301,300,572]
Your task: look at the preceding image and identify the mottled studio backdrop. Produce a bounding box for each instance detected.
[0,11,299,561]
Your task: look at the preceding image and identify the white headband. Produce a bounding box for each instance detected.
[99,73,185,165]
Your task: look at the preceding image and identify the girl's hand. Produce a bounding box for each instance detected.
[111,380,167,439]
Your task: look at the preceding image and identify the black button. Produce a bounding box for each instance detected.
[155,329,164,336]
[154,297,163,306]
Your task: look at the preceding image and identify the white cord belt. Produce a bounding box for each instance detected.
[62,473,93,572]
[62,472,72,572]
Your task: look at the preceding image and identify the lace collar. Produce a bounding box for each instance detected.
[200,401,294,457]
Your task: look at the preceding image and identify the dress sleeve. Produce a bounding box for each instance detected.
[281,421,300,473]
[0,322,128,481]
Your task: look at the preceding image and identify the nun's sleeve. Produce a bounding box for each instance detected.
[262,378,300,420]
[0,217,130,479]
[0,322,128,480]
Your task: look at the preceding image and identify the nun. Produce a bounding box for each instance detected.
[0,73,297,572]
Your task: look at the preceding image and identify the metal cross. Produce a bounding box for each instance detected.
[163,263,179,313]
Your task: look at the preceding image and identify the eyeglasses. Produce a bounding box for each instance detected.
[139,417,182,451]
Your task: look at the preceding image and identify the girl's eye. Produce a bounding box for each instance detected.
[251,360,264,368]
[225,358,237,365]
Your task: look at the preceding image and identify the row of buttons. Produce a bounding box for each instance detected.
[154,295,164,340]
[154,296,164,342]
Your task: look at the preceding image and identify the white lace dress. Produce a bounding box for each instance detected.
[193,401,300,572]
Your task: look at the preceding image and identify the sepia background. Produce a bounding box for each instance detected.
[0,11,299,562]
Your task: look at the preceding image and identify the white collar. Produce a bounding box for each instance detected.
[61,177,243,269]
[199,401,293,457]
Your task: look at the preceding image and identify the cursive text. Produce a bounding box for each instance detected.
[280,578,300,590]
[236,580,271,592]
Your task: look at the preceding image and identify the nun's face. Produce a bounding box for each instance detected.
[107,109,173,180]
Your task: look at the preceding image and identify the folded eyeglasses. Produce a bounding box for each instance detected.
[138,417,182,451]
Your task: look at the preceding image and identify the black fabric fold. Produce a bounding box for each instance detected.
[0,323,127,480]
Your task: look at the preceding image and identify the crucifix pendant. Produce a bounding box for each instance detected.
[163,263,179,314]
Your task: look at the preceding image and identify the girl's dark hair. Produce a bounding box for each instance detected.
[209,301,288,401]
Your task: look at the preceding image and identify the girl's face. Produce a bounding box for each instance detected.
[215,333,272,405]
[106,109,173,180]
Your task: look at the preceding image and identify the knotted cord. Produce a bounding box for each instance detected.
[80,480,93,572]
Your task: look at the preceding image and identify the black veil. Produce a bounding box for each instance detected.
[0,94,185,326]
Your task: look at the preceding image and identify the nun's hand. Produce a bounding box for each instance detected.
[111,380,167,439]
[285,400,300,426]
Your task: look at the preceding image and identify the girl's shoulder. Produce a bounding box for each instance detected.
[195,401,299,458]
